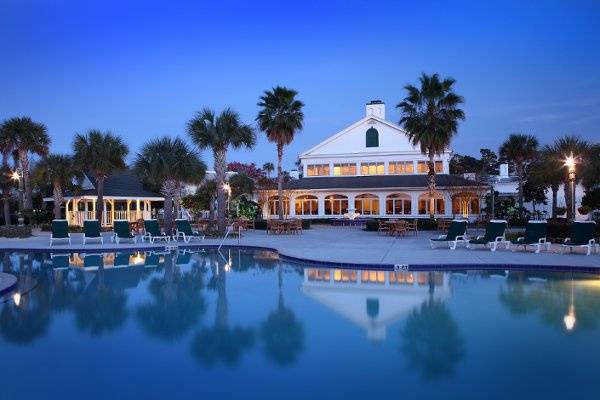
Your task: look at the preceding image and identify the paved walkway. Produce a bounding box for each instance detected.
[0,225,598,268]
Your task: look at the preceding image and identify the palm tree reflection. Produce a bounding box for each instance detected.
[261,264,304,365]
[401,274,464,380]
[191,252,254,366]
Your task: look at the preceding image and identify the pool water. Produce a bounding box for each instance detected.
[1,249,600,399]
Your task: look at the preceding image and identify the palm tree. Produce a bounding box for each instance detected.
[549,135,591,219]
[499,133,539,208]
[0,117,50,211]
[72,130,129,223]
[133,137,205,235]
[396,73,465,216]
[187,108,255,234]
[34,154,79,219]
[0,124,16,225]
[256,86,304,220]
[535,146,566,218]
[262,162,275,178]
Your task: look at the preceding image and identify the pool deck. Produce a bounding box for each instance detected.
[0,225,598,269]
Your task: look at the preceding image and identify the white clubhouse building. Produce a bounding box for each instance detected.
[262,100,484,220]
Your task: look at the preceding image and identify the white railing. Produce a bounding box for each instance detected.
[68,210,152,226]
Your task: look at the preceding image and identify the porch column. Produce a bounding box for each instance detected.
[289,195,296,217]
[444,192,452,217]
[347,193,356,213]
[317,193,326,217]
[126,200,131,222]
[378,193,386,216]
[410,192,420,216]
[65,199,71,223]
[110,200,115,223]
[103,200,108,225]
[136,199,141,220]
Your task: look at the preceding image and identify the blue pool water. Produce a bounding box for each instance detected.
[1,248,600,399]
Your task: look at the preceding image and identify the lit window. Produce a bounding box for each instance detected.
[417,161,444,174]
[295,195,318,215]
[307,164,330,176]
[355,194,379,215]
[325,194,348,215]
[333,163,357,176]
[386,194,412,215]
[360,162,384,175]
[418,195,445,215]
[268,196,289,216]
[389,161,414,175]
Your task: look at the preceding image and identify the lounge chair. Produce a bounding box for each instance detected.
[430,220,468,250]
[468,220,508,251]
[561,221,597,256]
[143,219,171,243]
[509,220,550,253]
[176,251,192,266]
[144,252,160,268]
[83,220,103,245]
[50,219,71,245]
[50,254,70,270]
[174,219,204,243]
[113,253,131,268]
[83,254,104,271]
[113,220,138,244]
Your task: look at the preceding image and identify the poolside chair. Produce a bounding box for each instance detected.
[50,219,71,245]
[83,220,103,245]
[113,220,138,244]
[377,220,390,236]
[430,220,468,250]
[50,254,70,270]
[509,220,550,253]
[113,253,131,268]
[174,219,204,243]
[83,254,104,271]
[561,221,597,256]
[468,220,508,252]
[175,251,192,266]
[143,219,171,243]
[144,252,160,268]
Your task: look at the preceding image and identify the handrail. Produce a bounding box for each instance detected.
[217,223,241,251]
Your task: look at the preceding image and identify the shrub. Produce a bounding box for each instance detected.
[254,219,310,230]
[555,207,567,216]
[0,225,32,238]
[578,205,591,215]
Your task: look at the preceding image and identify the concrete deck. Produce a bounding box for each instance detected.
[0,225,598,269]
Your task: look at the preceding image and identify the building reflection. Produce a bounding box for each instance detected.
[302,268,450,341]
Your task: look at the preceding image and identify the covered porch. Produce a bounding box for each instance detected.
[64,196,162,226]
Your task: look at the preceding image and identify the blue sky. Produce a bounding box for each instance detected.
[1,0,599,170]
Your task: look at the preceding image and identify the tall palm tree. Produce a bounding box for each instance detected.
[256,86,304,220]
[536,146,567,218]
[499,133,539,208]
[0,117,50,211]
[133,137,205,235]
[0,124,16,225]
[34,154,79,219]
[549,135,591,219]
[188,108,255,234]
[262,162,275,178]
[396,73,465,216]
[72,130,129,223]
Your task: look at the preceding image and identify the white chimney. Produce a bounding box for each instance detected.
[289,169,300,180]
[366,100,385,119]
[500,163,509,178]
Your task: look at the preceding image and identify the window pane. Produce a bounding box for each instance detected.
[403,200,411,215]
[389,163,395,174]
[376,164,384,174]
[360,164,368,175]
[333,165,341,176]
[435,161,443,173]
[418,200,427,214]
[405,162,414,174]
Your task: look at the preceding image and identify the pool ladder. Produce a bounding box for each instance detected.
[217,224,240,251]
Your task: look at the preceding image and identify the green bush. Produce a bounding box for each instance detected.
[578,205,591,215]
[555,207,567,216]
[0,225,32,238]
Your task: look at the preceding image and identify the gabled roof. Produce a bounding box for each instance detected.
[65,169,162,199]
[300,115,413,157]
[284,174,483,190]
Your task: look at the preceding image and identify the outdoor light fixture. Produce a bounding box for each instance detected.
[11,170,20,181]
[12,168,25,226]
[223,183,231,195]
[564,154,577,220]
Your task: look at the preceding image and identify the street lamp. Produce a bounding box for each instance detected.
[564,154,576,221]
[11,168,25,226]
[223,183,232,216]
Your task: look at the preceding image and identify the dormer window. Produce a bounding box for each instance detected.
[366,127,379,148]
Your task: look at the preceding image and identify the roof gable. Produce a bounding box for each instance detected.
[301,116,420,157]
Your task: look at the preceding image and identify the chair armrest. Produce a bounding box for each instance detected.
[476,235,484,240]
[456,235,466,241]
[516,237,524,242]
[563,237,571,244]
[538,237,546,244]
[437,234,445,239]
[494,236,504,242]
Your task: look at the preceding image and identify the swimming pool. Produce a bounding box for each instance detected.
[1,248,600,399]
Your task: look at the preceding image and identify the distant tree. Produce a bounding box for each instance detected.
[262,162,275,178]
[549,135,591,219]
[479,148,499,175]
[449,153,482,175]
[256,86,304,220]
[229,173,255,200]
[0,117,50,212]
[73,130,129,223]
[227,161,265,180]
[133,137,205,235]
[397,73,465,216]
[0,125,16,224]
[34,154,80,219]
[582,143,600,189]
[533,146,565,218]
[499,133,539,208]
[523,177,547,215]
[188,108,255,234]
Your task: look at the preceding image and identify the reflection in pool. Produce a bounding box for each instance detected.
[1,249,600,399]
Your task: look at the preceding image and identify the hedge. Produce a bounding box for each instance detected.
[0,225,32,238]
[254,219,311,230]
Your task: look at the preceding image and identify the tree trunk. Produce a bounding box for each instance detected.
[277,143,284,220]
[564,179,572,220]
[427,151,436,217]
[96,176,105,223]
[2,152,11,225]
[208,195,216,226]
[161,179,177,236]
[52,180,63,220]
[18,150,33,211]
[214,149,227,235]
[517,164,524,209]
[551,185,558,219]
[173,182,181,220]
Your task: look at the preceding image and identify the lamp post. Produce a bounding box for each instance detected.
[565,154,576,221]
[223,183,232,217]
[11,168,25,226]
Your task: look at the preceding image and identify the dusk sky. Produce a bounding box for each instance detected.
[1,0,599,170]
